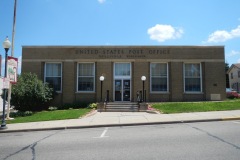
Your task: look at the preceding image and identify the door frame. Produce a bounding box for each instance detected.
[114,78,131,101]
[113,62,132,102]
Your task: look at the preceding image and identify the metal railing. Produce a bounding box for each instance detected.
[103,90,109,111]
[137,90,146,103]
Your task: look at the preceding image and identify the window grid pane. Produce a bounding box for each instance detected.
[184,64,201,92]
[45,63,62,92]
[151,77,167,91]
[78,77,94,91]
[46,77,61,91]
[46,63,61,77]
[115,63,130,76]
[151,63,167,77]
[151,63,168,92]
[78,63,94,76]
[185,64,200,77]
[78,63,95,91]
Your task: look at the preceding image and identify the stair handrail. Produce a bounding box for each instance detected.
[137,91,141,103]
[104,90,109,103]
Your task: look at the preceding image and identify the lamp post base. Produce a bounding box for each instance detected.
[6,117,14,120]
[139,102,148,111]
[0,124,7,129]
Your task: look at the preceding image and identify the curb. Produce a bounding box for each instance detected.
[1,117,240,133]
[221,117,240,121]
[80,109,97,118]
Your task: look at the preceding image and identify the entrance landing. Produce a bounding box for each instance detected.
[98,102,148,112]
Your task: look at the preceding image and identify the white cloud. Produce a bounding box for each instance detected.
[238,59,240,63]
[226,50,240,57]
[98,0,106,4]
[206,25,240,43]
[105,42,111,45]
[231,26,240,37]
[147,24,184,42]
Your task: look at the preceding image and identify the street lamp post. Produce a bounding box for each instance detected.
[99,75,105,102]
[141,76,146,102]
[1,37,11,129]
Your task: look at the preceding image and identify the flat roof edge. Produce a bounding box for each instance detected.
[22,45,225,49]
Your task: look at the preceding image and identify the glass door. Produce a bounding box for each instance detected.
[114,63,131,102]
[123,80,130,101]
[115,80,122,101]
[114,79,131,101]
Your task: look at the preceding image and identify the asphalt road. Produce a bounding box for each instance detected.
[1,121,240,160]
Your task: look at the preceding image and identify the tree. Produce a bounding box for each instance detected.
[11,72,54,111]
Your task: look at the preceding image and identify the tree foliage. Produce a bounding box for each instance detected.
[11,72,54,111]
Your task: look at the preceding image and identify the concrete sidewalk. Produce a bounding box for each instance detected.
[1,110,240,133]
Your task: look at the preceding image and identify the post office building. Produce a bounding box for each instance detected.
[22,46,226,106]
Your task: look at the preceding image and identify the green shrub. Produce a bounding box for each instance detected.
[11,72,54,111]
[48,106,58,111]
[58,102,90,110]
[88,103,97,109]
[10,111,33,117]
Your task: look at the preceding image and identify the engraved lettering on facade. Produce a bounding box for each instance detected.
[75,49,170,59]
[128,49,143,54]
[149,49,170,54]
[102,49,124,54]
[75,49,98,54]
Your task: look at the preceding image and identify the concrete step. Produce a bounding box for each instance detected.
[106,105,139,108]
[105,109,139,112]
[106,102,138,105]
[102,102,140,112]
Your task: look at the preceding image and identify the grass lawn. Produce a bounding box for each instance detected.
[152,99,240,114]
[7,108,92,124]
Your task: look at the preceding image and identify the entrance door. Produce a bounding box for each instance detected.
[114,79,130,101]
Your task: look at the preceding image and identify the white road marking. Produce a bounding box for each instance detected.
[233,121,240,124]
[100,127,108,137]
[93,127,109,138]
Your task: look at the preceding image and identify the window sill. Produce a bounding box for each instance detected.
[56,91,62,94]
[150,92,170,94]
[75,91,95,94]
[184,92,204,94]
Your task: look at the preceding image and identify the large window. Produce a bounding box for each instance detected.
[78,63,95,92]
[114,63,131,76]
[45,63,62,92]
[184,63,202,92]
[150,63,168,92]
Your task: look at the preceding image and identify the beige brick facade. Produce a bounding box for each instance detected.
[22,46,225,106]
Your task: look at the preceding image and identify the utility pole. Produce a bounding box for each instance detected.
[7,0,17,120]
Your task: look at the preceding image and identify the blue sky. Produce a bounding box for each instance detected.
[0,0,240,74]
